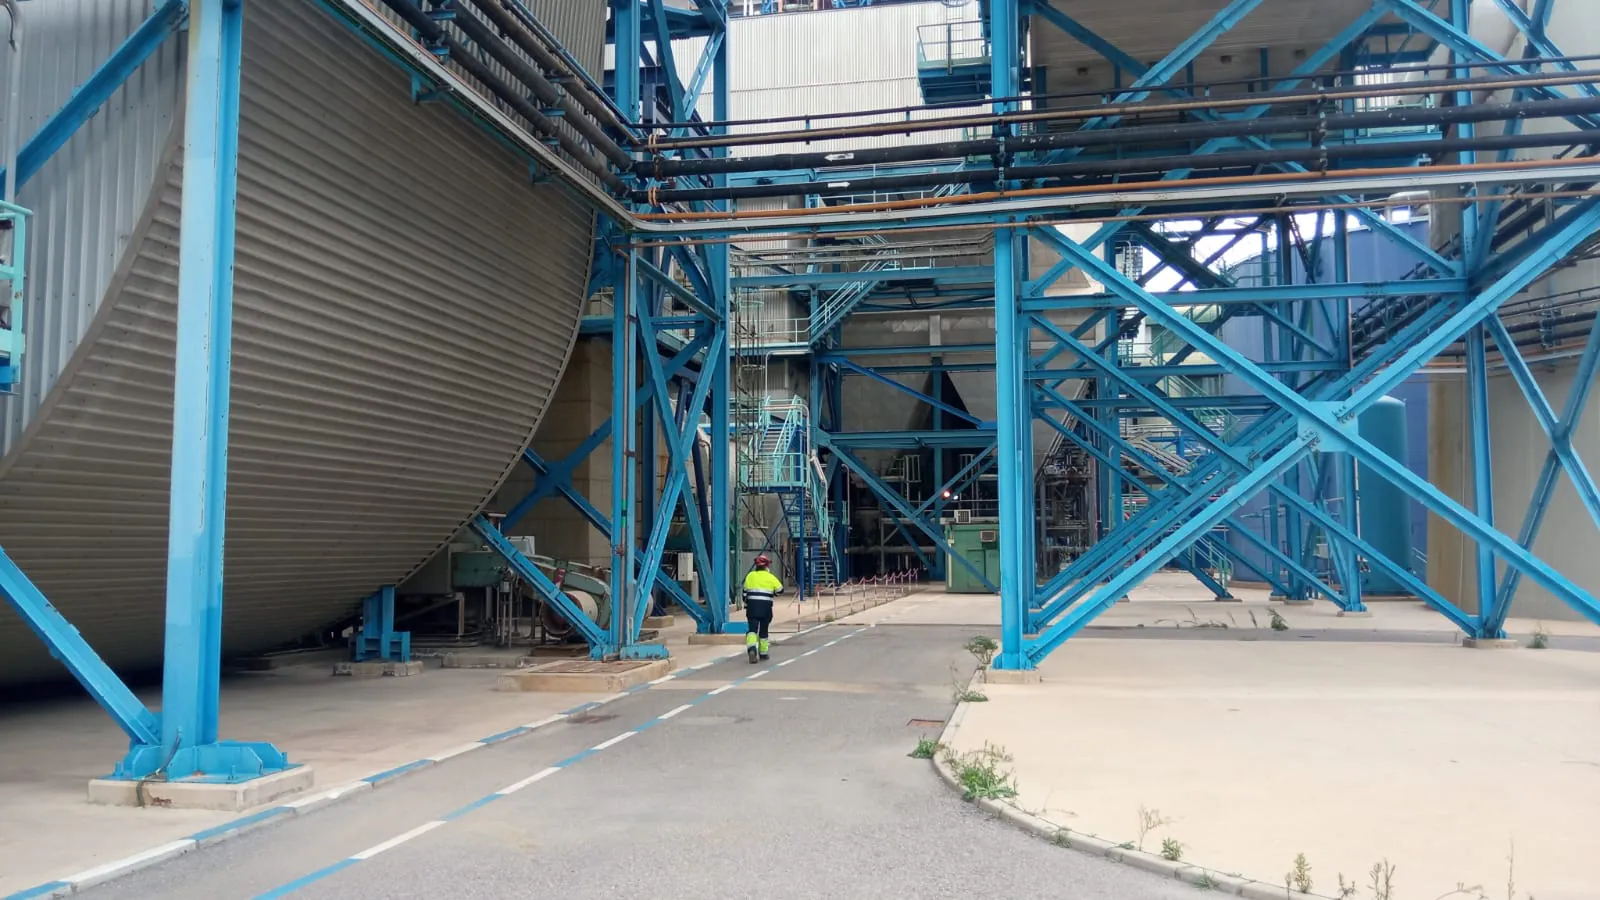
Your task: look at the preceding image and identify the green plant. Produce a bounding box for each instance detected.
[1161,837,1185,861]
[946,743,1018,802]
[951,662,989,703]
[1288,853,1313,894]
[1136,804,1175,852]
[1368,859,1396,900]
[965,635,1000,666]
[1119,842,1136,850]
[1336,873,1358,898]
[1052,828,1072,848]
[1528,625,1549,649]
[1269,609,1290,632]
[1195,874,1220,892]
[909,737,941,759]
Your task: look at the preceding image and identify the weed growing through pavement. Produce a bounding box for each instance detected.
[1052,828,1071,848]
[964,635,999,666]
[1528,625,1549,649]
[1160,837,1185,862]
[1269,609,1290,631]
[1368,859,1396,900]
[1287,853,1313,894]
[950,662,988,702]
[1133,804,1175,852]
[909,737,941,759]
[1195,874,1219,891]
[942,743,1018,802]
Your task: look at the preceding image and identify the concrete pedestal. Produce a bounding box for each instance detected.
[1336,609,1373,618]
[643,615,675,629]
[88,766,315,811]
[497,658,671,693]
[1463,637,1519,649]
[442,651,531,669]
[687,632,748,645]
[984,668,1042,685]
[333,660,423,677]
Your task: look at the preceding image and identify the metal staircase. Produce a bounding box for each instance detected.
[0,201,28,395]
[738,397,842,594]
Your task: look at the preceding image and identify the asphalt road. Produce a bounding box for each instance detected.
[84,623,1195,900]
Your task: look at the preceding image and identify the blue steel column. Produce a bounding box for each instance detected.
[991,0,1030,670]
[609,251,640,654]
[1333,214,1365,612]
[706,19,734,632]
[1465,323,1498,631]
[133,0,289,780]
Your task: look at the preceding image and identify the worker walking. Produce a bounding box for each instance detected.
[742,555,783,663]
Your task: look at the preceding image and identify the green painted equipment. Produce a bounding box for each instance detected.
[945,522,1001,593]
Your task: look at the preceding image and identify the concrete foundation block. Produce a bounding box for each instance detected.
[332,660,385,677]
[687,632,749,645]
[1279,597,1315,606]
[1337,609,1374,618]
[87,766,315,812]
[497,658,670,693]
[643,615,675,629]
[984,667,1042,685]
[441,652,529,669]
[1464,637,1519,649]
[384,660,424,677]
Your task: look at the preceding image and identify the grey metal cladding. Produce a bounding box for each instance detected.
[0,0,182,455]
[0,0,599,685]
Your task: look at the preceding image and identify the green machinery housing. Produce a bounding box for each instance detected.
[945,522,1002,594]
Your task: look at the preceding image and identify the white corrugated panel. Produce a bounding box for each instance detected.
[0,0,182,456]
[0,0,601,685]
[666,2,983,156]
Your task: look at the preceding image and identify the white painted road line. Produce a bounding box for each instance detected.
[496,767,562,795]
[591,731,636,752]
[350,821,446,860]
[658,703,694,720]
[708,684,733,695]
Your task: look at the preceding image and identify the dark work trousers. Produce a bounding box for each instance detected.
[744,598,774,639]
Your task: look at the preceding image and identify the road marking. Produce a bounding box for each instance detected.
[247,625,871,899]
[591,731,636,751]
[350,821,446,860]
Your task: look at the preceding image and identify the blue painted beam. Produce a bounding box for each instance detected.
[821,429,998,449]
[1021,279,1469,311]
[834,358,984,427]
[0,547,161,745]
[1,0,187,192]
[469,516,610,649]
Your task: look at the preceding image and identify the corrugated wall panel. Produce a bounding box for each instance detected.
[0,0,600,685]
[0,0,182,456]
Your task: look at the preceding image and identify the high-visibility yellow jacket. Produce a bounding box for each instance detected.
[742,568,783,603]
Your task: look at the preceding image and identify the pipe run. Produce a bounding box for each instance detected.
[469,0,635,142]
[645,69,1600,153]
[639,130,1600,204]
[643,96,1600,179]
[375,0,626,191]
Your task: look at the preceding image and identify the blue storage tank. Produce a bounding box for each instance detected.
[1356,396,1415,595]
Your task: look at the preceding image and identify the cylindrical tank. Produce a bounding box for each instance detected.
[1356,396,1415,595]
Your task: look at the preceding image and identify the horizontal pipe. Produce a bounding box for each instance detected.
[469,0,635,143]
[449,1,632,168]
[645,96,1600,178]
[640,130,1600,203]
[375,0,624,190]
[646,69,1600,152]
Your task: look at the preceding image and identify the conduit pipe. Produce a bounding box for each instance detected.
[447,2,632,168]
[643,95,1600,179]
[468,0,636,144]
[375,0,626,191]
[640,130,1600,204]
[646,69,1600,153]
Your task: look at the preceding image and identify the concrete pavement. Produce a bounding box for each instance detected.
[77,622,1194,900]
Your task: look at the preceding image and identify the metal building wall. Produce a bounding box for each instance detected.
[0,0,601,685]
[0,0,183,455]
[669,0,983,156]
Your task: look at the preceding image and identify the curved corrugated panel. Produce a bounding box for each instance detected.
[0,0,182,455]
[0,0,599,685]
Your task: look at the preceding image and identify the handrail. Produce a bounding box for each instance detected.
[0,199,29,394]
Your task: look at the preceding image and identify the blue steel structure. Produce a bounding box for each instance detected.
[7,0,1600,785]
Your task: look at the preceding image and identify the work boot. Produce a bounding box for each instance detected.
[746,631,759,664]
[758,638,770,661]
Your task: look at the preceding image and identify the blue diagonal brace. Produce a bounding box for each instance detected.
[1489,312,1600,631]
[469,515,609,649]
[0,547,161,745]
[836,358,984,427]
[1,0,187,192]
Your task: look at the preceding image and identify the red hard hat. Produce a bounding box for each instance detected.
[754,555,771,567]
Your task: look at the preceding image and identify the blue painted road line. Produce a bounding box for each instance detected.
[361,759,432,786]
[187,806,292,844]
[478,725,531,745]
[249,625,870,899]
[2,881,70,900]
